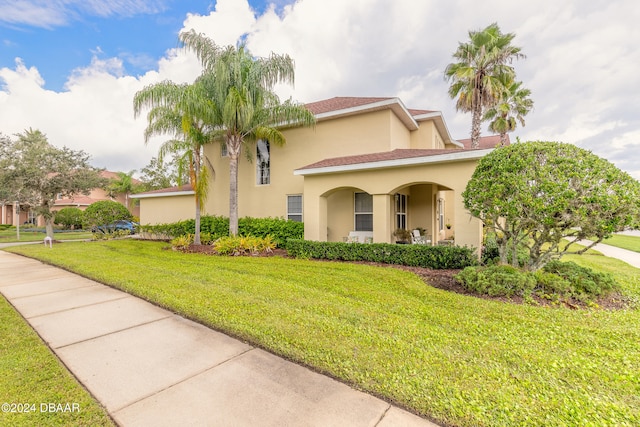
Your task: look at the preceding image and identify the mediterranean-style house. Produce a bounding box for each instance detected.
[1,171,140,226]
[133,97,506,250]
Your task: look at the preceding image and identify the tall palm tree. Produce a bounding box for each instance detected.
[445,23,524,148]
[133,80,214,244]
[484,79,534,145]
[180,30,316,236]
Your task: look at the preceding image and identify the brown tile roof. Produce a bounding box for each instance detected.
[297,149,462,170]
[304,97,437,117]
[305,97,393,115]
[296,134,504,171]
[408,108,437,116]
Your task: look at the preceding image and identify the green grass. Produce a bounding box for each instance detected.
[5,240,640,427]
[0,229,91,243]
[0,295,114,426]
[600,234,640,253]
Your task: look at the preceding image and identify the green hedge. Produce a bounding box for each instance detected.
[139,216,303,248]
[285,239,477,269]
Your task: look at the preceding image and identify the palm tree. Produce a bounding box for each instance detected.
[107,170,138,212]
[445,23,524,148]
[484,79,534,145]
[179,30,316,236]
[133,80,215,244]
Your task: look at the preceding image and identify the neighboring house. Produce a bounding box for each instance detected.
[0,171,140,226]
[132,97,507,249]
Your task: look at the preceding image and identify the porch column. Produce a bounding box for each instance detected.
[372,194,392,243]
[1,204,5,225]
[303,193,328,242]
[454,191,482,257]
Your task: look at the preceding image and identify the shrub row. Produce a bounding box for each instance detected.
[140,216,303,248]
[285,239,477,270]
[455,261,619,303]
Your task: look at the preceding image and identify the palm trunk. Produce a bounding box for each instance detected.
[229,150,239,236]
[227,134,242,237]
[193,152,201,245]
[471,107,482,149]
[194,196,201,245]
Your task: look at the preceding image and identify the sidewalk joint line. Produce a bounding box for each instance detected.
[53,314,174,349]
[374,404,392,426]
[112,347,256,414]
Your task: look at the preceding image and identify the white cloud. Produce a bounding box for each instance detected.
[0,0,638,182]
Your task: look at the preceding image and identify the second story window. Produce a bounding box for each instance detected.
[256,139,270,185]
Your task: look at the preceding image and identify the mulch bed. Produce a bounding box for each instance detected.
[181,244,630,310]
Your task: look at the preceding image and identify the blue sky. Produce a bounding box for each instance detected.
[0,1,282,91]
[0,0,639,181]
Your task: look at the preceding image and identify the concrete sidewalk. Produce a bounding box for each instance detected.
[0,250,437,427]
[579,239,640,269]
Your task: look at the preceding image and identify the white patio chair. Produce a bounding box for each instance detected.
[411,229,428,244]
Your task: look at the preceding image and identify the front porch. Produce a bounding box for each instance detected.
[295,156,484,251]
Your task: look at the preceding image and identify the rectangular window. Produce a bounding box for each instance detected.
[395,193,407,230]
[287,195,303,222]
[438,198,445,231]
[256,139,270,185]
[221,142,228,157]
[354,192,373,231]
[27,208,37,225]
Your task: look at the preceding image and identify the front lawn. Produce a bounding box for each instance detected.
[0,293,114,426]
[0,229,91,243]
[5,240,640,427]
[601,234,640,253]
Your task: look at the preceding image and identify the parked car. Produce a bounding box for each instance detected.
[93,220,138,234]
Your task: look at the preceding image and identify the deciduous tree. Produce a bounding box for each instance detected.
[0,129,105,238]
[463,141,640,270]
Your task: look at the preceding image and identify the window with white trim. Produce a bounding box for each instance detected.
[256,139,270,185]
[354,192,373,231]
[287,195,303,222]
[437,198,445,231]
[395,193,407,230]
[221,142,228,157]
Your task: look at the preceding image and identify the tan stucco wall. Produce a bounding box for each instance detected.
[139,196,195,225]
[202,108,442,220]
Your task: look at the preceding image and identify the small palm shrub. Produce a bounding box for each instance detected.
[170,234,194,250]
[213,235,276,256]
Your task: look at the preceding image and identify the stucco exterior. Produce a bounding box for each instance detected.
[135,97,500,251]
